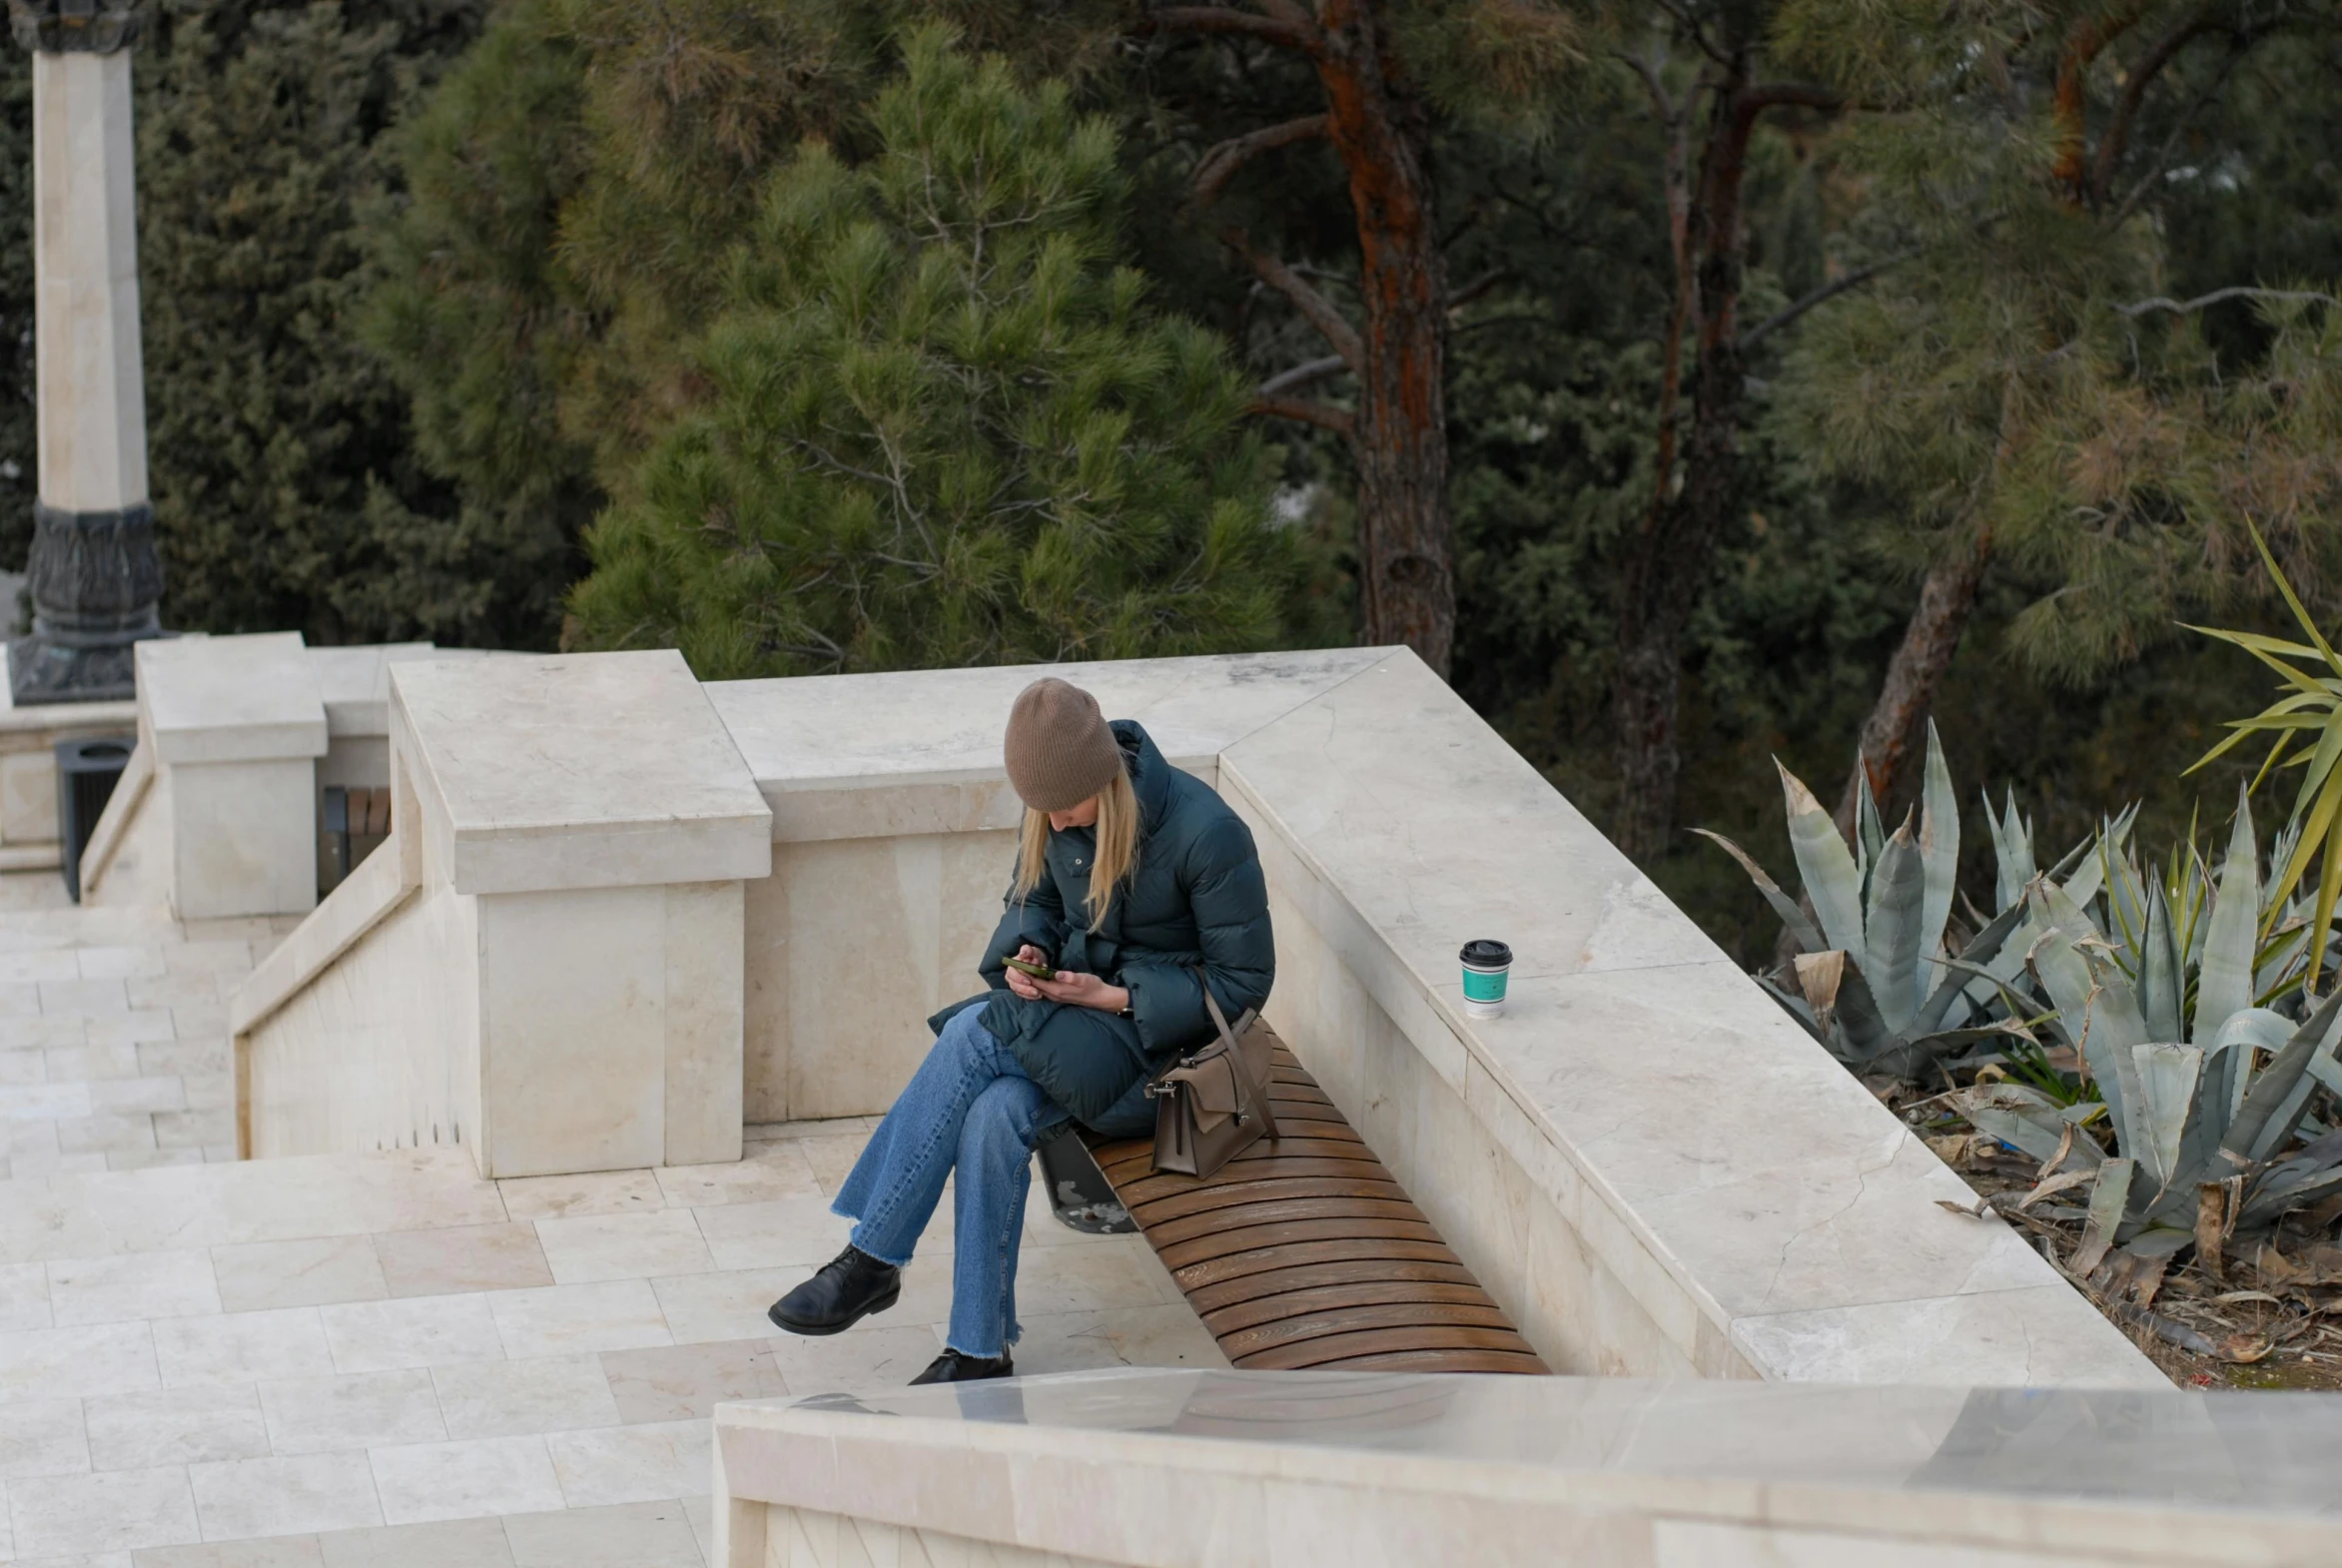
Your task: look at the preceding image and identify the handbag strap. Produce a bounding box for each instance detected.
[1197,969,1279,1141]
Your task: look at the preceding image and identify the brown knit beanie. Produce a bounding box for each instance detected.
[1004,678,1124,812]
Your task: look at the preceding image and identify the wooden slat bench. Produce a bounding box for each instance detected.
[1081,1023,1548,1375]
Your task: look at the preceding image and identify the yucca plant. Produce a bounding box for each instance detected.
[1699,724,2026,1080]
[2190,521,2342,989]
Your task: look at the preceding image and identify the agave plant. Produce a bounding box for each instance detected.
[1698,724,2025,1080]
[1957,792,2342,1250]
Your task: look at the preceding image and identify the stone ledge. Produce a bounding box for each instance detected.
[135,633,327,766]
[392,650,772,896]
[714,1369,2342,1568]
[707,648,1386,842]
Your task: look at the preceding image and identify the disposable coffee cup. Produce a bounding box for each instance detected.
[1460,939,1512,1019]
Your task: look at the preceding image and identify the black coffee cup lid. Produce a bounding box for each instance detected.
[1459,939,1512,967]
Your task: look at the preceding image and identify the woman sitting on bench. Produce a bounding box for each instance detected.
[766,677,1276,1384]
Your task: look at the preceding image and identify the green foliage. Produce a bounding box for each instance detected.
[1709,729,2342,1240]
[566,31,1300,678]
[2192,518,2342,988]
[133,0,550,644]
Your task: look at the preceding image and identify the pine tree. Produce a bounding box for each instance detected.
[566,30,1299,678]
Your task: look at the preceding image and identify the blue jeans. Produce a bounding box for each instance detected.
[832,1006,1071,1358]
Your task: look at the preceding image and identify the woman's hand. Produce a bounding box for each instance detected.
[1034,969,1130,1013]
[1003,944,1051,1001]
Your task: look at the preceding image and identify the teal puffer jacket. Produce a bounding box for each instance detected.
[929,720,1275,1126]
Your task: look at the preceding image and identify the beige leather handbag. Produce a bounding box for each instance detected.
[1147,973,1279,1178]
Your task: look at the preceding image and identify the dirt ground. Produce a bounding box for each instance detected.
[1919,1119,2342,1390]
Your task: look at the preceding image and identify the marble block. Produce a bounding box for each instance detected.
[472,880,745,1178]
[0,747,59,845]
[136,635,327,768]
[169,757,319,921]
[392,650,771,897]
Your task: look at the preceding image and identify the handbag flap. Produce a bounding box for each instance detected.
[1159,1049,1243,1129]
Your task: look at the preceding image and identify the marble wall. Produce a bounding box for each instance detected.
[743,830,1016,1124]
[242,873,475,1162]
[238,649,769,1179]
[714,1369,2342,1568]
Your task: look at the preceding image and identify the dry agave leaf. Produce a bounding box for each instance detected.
[2036,1123,2076,1181]
[2214,1290,2283,1305]
[1937,1196,1996,1219]
[1924,1132,1978,1166]
[2016,1169,2096,1210]
[2250,1239,2301,1286]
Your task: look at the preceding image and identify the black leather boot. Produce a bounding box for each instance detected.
[910,1348,1015,1384]
[767,1246,902,1335]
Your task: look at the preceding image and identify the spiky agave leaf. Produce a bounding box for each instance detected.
[2194,785,2260,1043]
[2026,879,2150,1149]
[1690,829,1825,954]
[2222,989,2342,1166]
[1865,816,1927,1030]
[1778,760,1867,961]
[2137,880,2183,1046]
[1917,722,1959,992]
[1987,788,2035,914]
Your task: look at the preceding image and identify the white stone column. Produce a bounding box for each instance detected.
[35,47,144,513]
[9,0,165,705]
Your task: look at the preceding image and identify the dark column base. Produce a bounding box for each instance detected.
[8,499,165,707]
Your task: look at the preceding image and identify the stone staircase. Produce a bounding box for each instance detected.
[0,877,1222,1565]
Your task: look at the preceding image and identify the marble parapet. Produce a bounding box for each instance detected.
[715,1368,2342,1568]
[306,641,437,737]
[706,649,1385,841]
[392,650,772,896]
[1213,651,2160,1387]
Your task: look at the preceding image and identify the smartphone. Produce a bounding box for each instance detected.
[1001,953,1058,980]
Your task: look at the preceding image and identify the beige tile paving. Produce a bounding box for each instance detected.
[372,1224,550,1298]
[0,873,1225,1564]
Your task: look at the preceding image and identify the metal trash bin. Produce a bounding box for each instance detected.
[56,736,133,904]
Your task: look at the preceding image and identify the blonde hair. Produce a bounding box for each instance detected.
[1014,768,1140,930]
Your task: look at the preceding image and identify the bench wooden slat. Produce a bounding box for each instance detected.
[1171,1236,1468,1290]
[1142,1195,1427,1249]
[1128,1176,1405,1225]
[1081,1023,1546,1376]
[1114,1159,1395,1205]
[1315,1349,1554,1375]
[1234,1323,1535,1369]
[1154,1215,1445,1272]
[1094,1133,1362,1178]
[1182,1258,1483,1314]
[1219,1302,1519,1360]
[1201,1280,1503,1335]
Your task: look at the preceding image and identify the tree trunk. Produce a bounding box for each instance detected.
[1314,0,1452,675]
[1612,62,1760,865]
[1833,537,1992,835]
